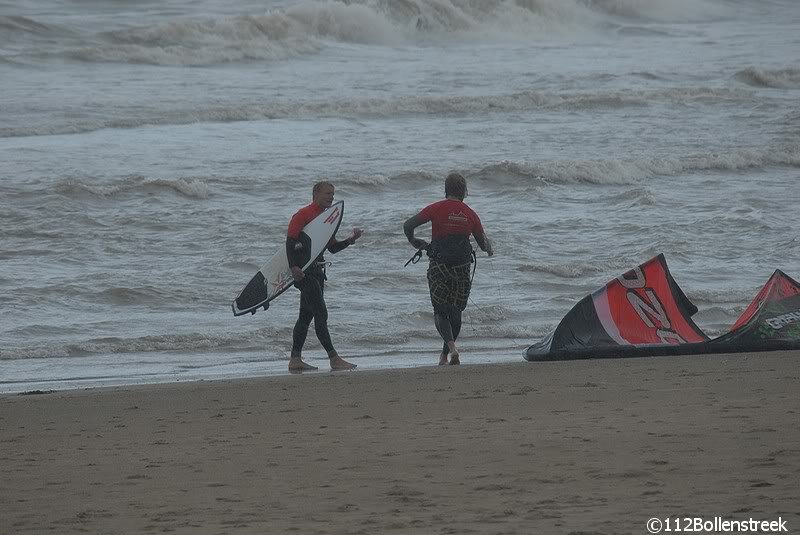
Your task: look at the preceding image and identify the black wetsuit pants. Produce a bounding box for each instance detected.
[291,270,335,354]
[434,304,463,353]
[427,260,471,353]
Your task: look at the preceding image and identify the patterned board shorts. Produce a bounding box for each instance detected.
[427,259,472,311]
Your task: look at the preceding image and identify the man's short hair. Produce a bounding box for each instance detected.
[312,180,334,197]
[444,173,467,200]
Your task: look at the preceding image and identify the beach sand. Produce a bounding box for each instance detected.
[2,351,799,534]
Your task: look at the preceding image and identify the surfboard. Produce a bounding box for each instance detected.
[232,200,344,316]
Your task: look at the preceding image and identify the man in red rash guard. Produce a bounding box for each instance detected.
[403,173,493,365]
[286,181,362,373]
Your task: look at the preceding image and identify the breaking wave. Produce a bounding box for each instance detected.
[475,144,800,186]
[586,0,727,22]
[0,330,266,360]
[6,0,731,66]
[55,176,210,199]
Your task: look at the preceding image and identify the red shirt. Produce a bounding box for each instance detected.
[287,202,323,239]
[418,199,484,240]
[287,202,337,248]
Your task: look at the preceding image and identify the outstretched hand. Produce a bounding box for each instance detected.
[483,235,494,257]
[349,227,363,243]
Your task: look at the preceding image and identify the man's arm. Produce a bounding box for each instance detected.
[473,229,493,256]
[403,213,429,249]
[286,236,307,281]
[286,210,310,282]
[327,227,363,254]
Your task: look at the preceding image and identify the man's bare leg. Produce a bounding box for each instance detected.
[438,351,448,366]
[447,341,460,365]
[328,351,357,371]
[288,351,318,373]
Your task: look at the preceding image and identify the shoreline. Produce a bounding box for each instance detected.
[0,345,524,395]
[2,350,799,534]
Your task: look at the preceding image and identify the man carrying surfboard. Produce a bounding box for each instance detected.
[403,173,493,365]
[287,181,362,372]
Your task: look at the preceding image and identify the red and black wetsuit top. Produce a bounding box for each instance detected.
[286,202,348,270]
[418,199,484,265]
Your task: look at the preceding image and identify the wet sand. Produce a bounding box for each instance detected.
[2,350,799,534]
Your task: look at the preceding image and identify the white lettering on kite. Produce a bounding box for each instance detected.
[627,289,671,329]
[765,311,800,330]
[657,329,687,344]
[618,267,646,289]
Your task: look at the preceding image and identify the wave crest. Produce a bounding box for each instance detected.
[55,176,210,199]
[735,67,800,89]
[25,0,732,66]
[476,144,800,186]
[0,15,65,36]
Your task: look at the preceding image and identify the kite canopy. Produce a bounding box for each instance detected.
[525,254,800,361]
[709,269,800,352]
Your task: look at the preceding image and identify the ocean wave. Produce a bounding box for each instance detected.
[0,330,271,360]
[0,87,755,138]
[461,304,510,322]
[599,187,657,206]
[363,272,424,287]
[0,15,68,37]
[73,26,323,66]
[93,286,182,307]
[342,322,531,346]
[0,247,61,260]
[385,304,516,325]
[0,318,530,360]
[465,322,546,340]
[55,176,210,199]
[327,143,800,192]
[13,0,731,66]
[687,287,764,305]
[337,170,437,191]
[517,262,604,279]
[735,66,800,89]
[56,5,415,66]
[587,0,728,22]
[474,144,800,186]
[693,304,742,320]
[515,257,641,279]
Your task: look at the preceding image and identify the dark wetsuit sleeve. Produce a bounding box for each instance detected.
[327,238,351,254]
[286,236,304,268]
[403,213,427,243]
[287,207,312,269]
[473,229,489,252]
[470,209,489,252]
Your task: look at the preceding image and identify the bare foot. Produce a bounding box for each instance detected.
[438,352,448,366]
[329,353,357,371]
[288,356,318,373]
[447,341,460,365]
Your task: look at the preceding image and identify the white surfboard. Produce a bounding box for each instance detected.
[232,201,344,316]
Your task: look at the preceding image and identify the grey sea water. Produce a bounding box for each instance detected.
[1,0,799,392]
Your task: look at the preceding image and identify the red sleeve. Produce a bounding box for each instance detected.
[469,206,484,236]
[417,202,437,224]
[287,204,315,239]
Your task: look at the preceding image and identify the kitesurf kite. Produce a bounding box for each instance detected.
[525,254,800,361]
